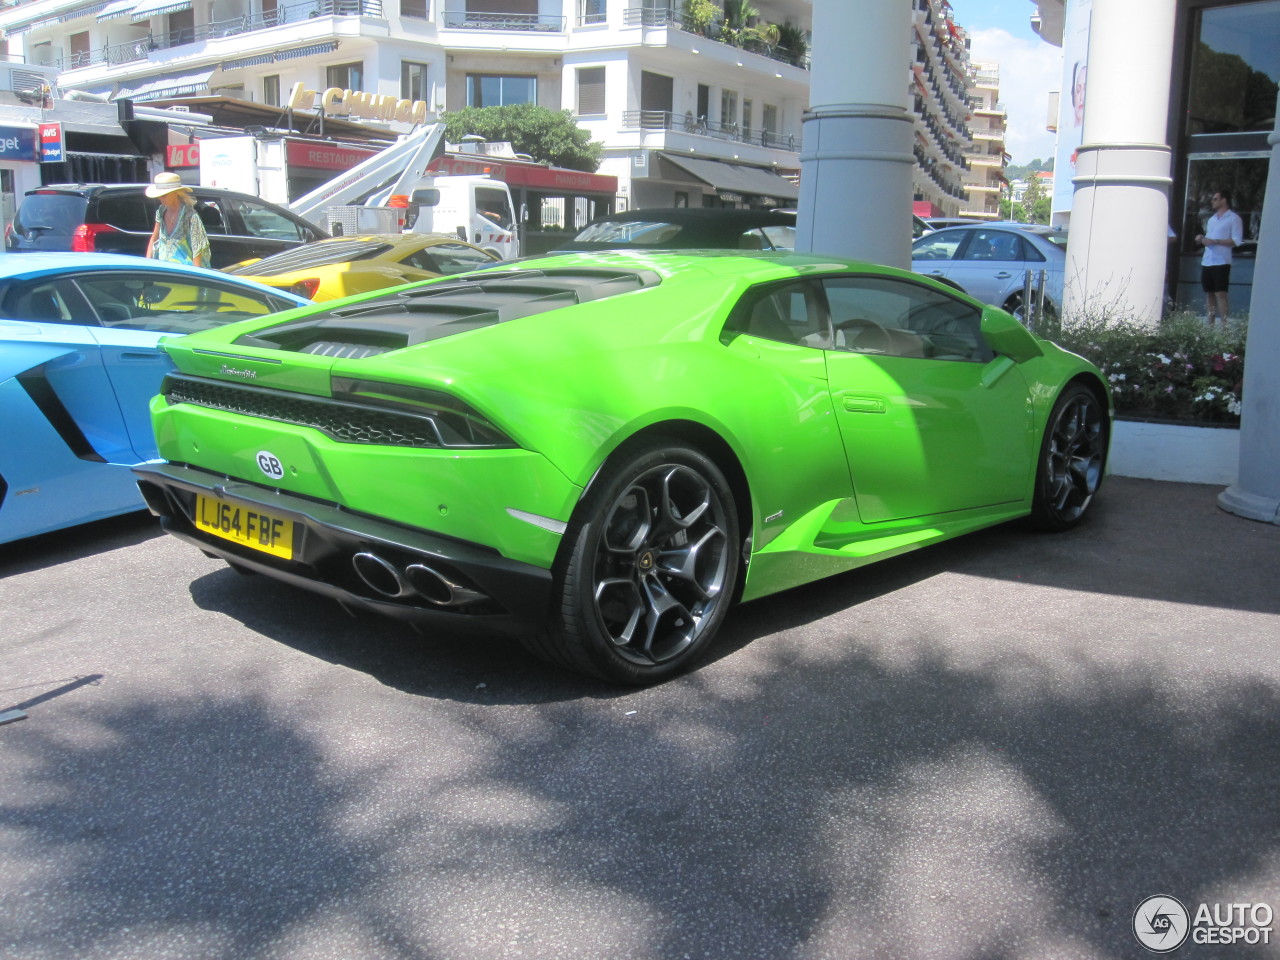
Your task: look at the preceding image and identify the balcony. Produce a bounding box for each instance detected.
[440,7,565,31]
[53,0,381,72]
[622,109,799,151]
[620,5,810,70]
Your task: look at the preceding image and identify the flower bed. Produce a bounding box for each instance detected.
[1049,312,1247,425]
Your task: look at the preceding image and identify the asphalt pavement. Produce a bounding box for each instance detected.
[1,476,1277,960]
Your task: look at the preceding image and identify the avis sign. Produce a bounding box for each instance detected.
[39,122,63,163]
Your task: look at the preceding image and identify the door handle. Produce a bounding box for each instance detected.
[120,352,164,362]
[843,395,887,414]
[994,271,1012,278]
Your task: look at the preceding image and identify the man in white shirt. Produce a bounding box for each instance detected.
[1195,189,1244,327]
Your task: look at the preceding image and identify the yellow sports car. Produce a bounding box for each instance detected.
[225,233,502,301]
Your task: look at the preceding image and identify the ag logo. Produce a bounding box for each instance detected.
[256,450,284,480]
[1134,895,1190,953]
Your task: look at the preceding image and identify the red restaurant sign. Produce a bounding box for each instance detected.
[286,140,377,171]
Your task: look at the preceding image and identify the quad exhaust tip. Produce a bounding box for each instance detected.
[352,552,486,607]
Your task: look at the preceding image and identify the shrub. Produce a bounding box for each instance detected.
[1051,311,1247,425]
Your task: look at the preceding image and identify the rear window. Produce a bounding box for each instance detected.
[13,194,88,238]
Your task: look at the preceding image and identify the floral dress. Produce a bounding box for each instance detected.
[152,202,211,267]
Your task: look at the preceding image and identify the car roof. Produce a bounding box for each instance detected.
[25,183,295,205]
[584,207,796,227]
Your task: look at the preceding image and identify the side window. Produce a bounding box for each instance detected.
[911,230,963,261]
[723,280,830,348]
[3,281,77,324]
[223,197,304,241]
[72,273,292,334]
[404,243,498,275]
[958,229,1023,262]
[823,276,990,362]
[195,199,228,235]
[760,224,795,250]
[96,194,156,233]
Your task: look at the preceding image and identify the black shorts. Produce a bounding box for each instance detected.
[1202,263,1231,293]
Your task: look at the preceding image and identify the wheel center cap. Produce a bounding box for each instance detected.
[637,549,656,571]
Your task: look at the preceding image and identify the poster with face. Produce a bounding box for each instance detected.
[1052,0,1092,222]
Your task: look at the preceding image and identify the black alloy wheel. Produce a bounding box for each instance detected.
[1030,383,1108,531]
[535,439,740,684]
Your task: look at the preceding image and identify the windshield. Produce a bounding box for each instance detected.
[573,220,684,244]
[227,240,390,275]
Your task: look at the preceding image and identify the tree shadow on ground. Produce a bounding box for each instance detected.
[1,645,1275,960]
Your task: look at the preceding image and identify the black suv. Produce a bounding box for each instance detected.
[5,183,328,268]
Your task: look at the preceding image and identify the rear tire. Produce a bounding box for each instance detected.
[1029,383,1108,531]
[533,438,740,685]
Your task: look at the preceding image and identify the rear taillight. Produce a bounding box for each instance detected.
[70,222,121,252]
[289,278,321,299]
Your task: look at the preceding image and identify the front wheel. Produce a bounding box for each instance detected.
[1029,383,1108,531]
[535,439,740,685]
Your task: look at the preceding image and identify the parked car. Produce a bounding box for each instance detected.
[226,233,502,301]
[911,222,1067,321]
[558,207,796,251]
[134,249,1110,685]
[4,183,329,268]
[0,253,309,545]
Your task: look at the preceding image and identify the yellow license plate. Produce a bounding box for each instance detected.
[194,494,295,560]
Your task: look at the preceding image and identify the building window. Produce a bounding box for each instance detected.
[742,97,752,140]
[402,61,428,101]
[577,66,605,116]
[401,0,427,17]
[639,70,673,127]
[579,0,605,24]
[168,7,195,45]
[1186,0,1280,135]
[466,75,536,107]
[720,88,738,130]
[762,103,778,135]
[263,74,280,106]
[68,31,90,68]
[327,62,364,91]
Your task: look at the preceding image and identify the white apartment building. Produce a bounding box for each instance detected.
[0,0,815,212]
[909,0,974,219]
[960,60,1005,219]
[0,0,984,219]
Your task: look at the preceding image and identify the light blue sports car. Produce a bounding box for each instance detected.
[1,253,308,545]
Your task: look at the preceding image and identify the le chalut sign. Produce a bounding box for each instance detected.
[287,81,430,125]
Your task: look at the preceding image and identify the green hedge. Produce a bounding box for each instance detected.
[1048,313,1247,425]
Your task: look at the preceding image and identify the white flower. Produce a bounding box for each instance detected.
[1228,398,1242,415]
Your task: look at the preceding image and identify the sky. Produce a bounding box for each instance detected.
[950,0,1064,166]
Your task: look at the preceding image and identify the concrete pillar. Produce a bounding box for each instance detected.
[1062,0,1175,324]
[1219,93,1280,525]
[795,0,913,268]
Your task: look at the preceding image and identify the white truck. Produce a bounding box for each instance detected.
[285,124,520,259]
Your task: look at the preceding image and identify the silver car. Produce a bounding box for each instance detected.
[911,223,1067,321]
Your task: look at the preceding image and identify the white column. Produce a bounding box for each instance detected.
[1219,93,1280,525]
[795,0,914,268]
[1062,0,1175,324]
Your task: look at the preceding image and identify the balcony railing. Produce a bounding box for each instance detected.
[59,0,382,71]
[622,109,799,151]
[441,9,566,31]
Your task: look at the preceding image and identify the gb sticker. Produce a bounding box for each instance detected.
[256,451,285,480]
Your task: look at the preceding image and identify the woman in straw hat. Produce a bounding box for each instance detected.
[145,172,211,268]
